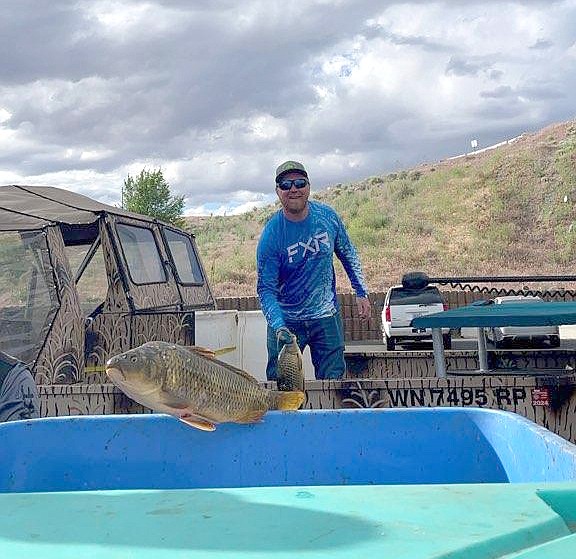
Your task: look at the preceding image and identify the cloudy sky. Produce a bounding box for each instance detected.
[1,0,575,215]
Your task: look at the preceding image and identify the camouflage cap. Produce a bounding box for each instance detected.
[275,161,308,183]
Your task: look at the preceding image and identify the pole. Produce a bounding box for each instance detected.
[431,327,447,378]
[477,327,489,371]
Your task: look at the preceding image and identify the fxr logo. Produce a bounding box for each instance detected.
[287,231,330,263]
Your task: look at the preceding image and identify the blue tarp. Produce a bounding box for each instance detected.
[412,301,576,329]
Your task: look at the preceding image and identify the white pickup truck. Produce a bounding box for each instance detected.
[381,284,451,350]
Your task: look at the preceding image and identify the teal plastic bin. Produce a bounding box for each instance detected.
[1,408,576,558]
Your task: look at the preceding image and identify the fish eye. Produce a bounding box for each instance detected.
[130,356,138,363]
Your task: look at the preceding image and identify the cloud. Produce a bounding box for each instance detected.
[480,86,515,99]
[362,23,453,53]
[0,0,575,213]
[530,38,554,49]
[518,83,566,100]
[445,56,497,77]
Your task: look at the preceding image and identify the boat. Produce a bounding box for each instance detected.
[1,184,576,448]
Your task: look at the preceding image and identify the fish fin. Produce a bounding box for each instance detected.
[213,345,236,356]
[188,346,217,359]
[180,416,216,431]
[188,345,237,358]
[236,409,267,424]
[276,391,305,411]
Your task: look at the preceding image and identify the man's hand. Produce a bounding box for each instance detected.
[276,327,294,348]
[356,296,372,320]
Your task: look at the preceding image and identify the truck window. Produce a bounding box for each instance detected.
[390,287,443,305]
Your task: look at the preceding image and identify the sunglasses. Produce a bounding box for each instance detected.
[277,178,309,191]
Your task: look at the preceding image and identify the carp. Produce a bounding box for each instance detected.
[276,333,305,395]
[106,341,304,431]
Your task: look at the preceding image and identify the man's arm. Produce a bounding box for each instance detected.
[333,213,369,296]
[333,213,372,320]
[256,234,286,332]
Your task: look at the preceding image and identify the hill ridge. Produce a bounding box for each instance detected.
[186,119,576,298]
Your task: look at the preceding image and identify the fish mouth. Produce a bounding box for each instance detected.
[106,367,126,383]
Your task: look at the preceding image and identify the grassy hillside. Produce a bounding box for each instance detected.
[186,120,576,298]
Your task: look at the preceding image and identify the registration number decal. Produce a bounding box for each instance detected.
[384,387,527,407]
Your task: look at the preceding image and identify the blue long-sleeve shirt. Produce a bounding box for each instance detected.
[257,201,368,331]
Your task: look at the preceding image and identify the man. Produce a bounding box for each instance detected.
[257,160,371,380]
[0,350,40,422]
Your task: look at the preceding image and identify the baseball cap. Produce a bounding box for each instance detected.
[275,161,308,183]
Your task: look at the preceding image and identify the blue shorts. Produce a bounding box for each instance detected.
[266,313,346,381]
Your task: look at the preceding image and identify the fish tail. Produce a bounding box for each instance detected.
[274,390,305,411]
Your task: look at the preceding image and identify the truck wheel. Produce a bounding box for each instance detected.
[442,333,452,350]
[385,336,395,351]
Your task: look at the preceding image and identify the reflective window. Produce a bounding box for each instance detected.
[116,224,166,284]
[66,242,109,316]
[164,229,204,284]
[389,286,444,305]
[0,231,58,362]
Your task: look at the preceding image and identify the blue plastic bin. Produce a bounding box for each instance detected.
[1,408,575,493]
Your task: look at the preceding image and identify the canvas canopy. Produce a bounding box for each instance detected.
[0,185,155,231]
[413,300,576,329]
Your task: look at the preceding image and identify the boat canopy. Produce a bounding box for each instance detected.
[413,300,576,329]
[0,185,155,231]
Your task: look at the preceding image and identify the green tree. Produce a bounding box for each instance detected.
[122,168,185,226]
